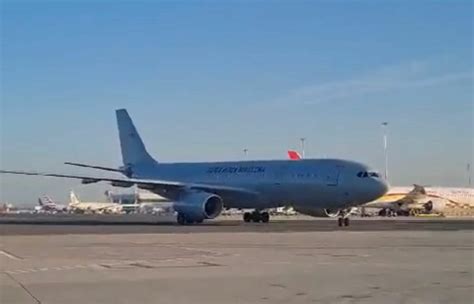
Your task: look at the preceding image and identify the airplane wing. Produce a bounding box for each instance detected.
[0,170,259,198]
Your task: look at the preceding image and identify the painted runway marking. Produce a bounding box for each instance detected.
[0,249,22,260]
[1,258,222,275]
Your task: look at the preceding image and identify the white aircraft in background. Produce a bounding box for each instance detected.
[364,185,474,216]
[68,191,122,214]
[35,196,68,213]
[0,109,388,226]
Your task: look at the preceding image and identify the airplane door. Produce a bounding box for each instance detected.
[325,165,342,186]
[272,164,289,200]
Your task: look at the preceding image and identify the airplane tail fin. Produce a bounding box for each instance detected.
[410,184,427,195]
[43,195,54,204]
[116,109,157,168]
[69,191,80,205]
[287,150,302,160]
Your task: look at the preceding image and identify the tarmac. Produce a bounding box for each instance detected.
[0,216,473,304]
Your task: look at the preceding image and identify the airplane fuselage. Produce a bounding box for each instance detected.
[131,158,388,211]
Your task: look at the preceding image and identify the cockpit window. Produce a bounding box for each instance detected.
[357,171,380,178]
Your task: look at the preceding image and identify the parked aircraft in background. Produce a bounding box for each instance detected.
[0,109,388,226]
[0,203,14,214]
[364,185,474,216]
[302,184,474,217]
[35,196,68,213]
[69,191,122,214]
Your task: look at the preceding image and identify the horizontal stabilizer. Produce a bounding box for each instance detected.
[65,162,123,173]
[64,162,133,177]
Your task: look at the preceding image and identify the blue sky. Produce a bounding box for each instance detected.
[1,1,472,205]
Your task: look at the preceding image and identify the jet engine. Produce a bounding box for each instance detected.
[174,191,224,222]
[294,207,341,218]
[423,198,447,213]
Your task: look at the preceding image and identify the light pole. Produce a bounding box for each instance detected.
[381,122,389,181]
[467,163,471,187]
[300,137,306,159]
[243,148,248,159]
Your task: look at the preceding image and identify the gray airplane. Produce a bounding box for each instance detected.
[0,109,388,226]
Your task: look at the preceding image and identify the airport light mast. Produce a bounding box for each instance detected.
[300,137,306,159]
[381,122,389,181]
[467,163,471,187]
[243,148,248,159]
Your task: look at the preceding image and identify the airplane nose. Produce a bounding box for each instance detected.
[376,179,389,198]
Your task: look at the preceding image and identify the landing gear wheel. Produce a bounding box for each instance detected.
[343,217,350,226]
[338,217,344,227]
[243,210,270,223]
[251,211,260,222]
[252,215,261,222]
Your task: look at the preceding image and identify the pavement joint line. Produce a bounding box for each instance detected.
[5,272,42,304]
[0,249,23,260]
[5,270,17,274]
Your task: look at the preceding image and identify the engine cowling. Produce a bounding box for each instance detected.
[294,207,341,218]
[423,198,447,213]
[174,191,224,221]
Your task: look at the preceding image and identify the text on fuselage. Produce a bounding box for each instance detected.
[206,166,266,174]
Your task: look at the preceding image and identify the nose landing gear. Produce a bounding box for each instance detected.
[243,210,270,223]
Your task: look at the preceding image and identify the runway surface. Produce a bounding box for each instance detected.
[1,222,472,304]
[0,215,472,235]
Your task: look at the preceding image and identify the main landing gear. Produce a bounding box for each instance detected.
[176,213,203,225]
[243,210,270,223]
[337,210,351,227]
